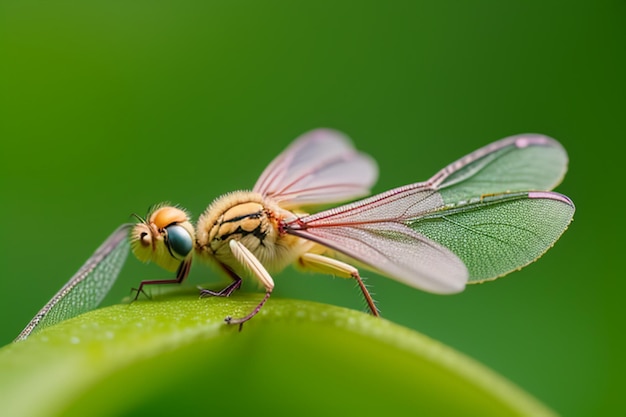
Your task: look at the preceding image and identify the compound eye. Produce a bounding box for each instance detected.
[165,224,193,259]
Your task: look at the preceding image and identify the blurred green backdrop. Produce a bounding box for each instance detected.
[1,1,623,415]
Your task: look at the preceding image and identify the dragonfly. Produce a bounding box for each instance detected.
[16,129,575,340]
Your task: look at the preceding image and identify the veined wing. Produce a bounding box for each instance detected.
[287,134,569,226]
[288,220,469,294]
[15,224,131,341]
[284,182,468,294]
[285,134,574,293]
[253,128,378,209]
[286,191,573,293]
[409,191,574,283]
[433,133,568,203]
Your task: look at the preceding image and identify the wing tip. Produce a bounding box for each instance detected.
[430,277,467,295]
[528,191,574,207]
[510,133,560,149]
[303,127,352,144]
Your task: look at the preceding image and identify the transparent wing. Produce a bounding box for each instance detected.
[288,192,573,292]
[408,191,575,283]
[15,224,131,341]
[433,133,568,203]
[291,133,569,226]
[285,134,573,293]
[253,128,378,209]
[288,221,468,294]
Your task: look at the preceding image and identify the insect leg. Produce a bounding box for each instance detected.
[132,258,192,300]
[298,253,379,317]
[198,265,243,297]
[223,239,274,329]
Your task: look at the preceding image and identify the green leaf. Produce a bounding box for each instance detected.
[0,292,557,417]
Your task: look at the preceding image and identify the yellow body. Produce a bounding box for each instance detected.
[195,191,314,279]
[130,192,321,282]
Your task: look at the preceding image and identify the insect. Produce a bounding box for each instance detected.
[16,129,575,340]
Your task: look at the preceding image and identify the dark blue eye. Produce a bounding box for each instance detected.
[165,224,193,258]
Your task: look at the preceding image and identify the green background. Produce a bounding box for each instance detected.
[0,1,623,415]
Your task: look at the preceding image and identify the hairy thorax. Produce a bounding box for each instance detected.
[195,191,311,275]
